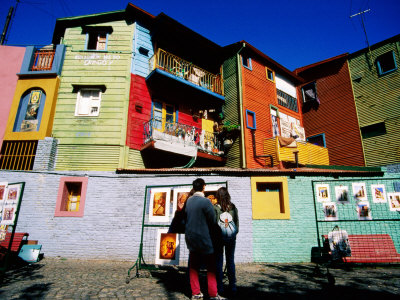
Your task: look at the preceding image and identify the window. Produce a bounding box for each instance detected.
[75,89,102,117]
[246,110,256,129]
[251,177,290,219]
[13,89,46,132]
[277,89,298,112]
[301,82,319,103]
[376,51,397,75]
[82,26,112,51]
[138,47,149,57]
[270,106,279,137]
[55,177,88,217]
[361,122,386,139]
[307,133,326,147]
[266,67,275,82]
[242,55,252,70]
[152,101,176,131]
[0,141,37,170]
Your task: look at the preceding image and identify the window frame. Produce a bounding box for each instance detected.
[301,82,319,103]
[242,55,252,70]
[74,88,102,117]
[360,122,387,139]
[376,51,397,76]
[307,133,326,147]
[85,32,108,51]
[152,101,177,131]
[54,177,88,217]
[266,67,275,82]
[245,109,256,130]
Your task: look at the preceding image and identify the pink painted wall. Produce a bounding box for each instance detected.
[0,45,25,148]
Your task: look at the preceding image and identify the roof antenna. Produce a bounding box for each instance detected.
[350,9,373,67]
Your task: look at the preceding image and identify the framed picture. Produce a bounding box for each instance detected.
[155,228,180,265]
[204,185,223,205]
[370,184,387,203]
[148,188,171,223]
[0,182,7,202]
[172,188,192,213]
[316,184,330,202]
[357,201,372,220]
[335,185,350,204]
[6,184,21,204]
[352,182,367,201]
[1,204,17,226]
[387,192,400,212]
[323,202,338,221]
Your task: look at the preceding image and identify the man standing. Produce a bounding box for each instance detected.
[185,178,225,300]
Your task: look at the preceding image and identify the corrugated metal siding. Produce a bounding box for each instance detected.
[53,20,134,169]
[263,138,279,167]
[132,22,154,77]
[127,148,145,168]
[348,38,400,166]
[55,145,121,170]
[223,56,241,168]
[298,58,365,166]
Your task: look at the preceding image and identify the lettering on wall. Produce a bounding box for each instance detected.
[74,54,120,66]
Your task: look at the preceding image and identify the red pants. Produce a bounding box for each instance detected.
[189,252,218,297]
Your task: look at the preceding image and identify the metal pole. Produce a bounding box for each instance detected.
[0,7,14,45]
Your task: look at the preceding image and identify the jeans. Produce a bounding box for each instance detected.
[216,239,237,294]
[189,252,218,297]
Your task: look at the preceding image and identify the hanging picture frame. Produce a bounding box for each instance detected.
[155,228,180,265]
[172,187,192,213]
[357,201,372,220]
[1,204,17,226]
[370,184,387,203]
[5,184,21,204]
[335,185,350,204]
[0,182,7,202]
[387,192,400,212]
[352,182,367,201]
[204,185,223,205]
[323,202,338,221]
[148,188,171,223]
[316,184,330,202]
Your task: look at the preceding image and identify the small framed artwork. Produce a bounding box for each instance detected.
[316,184,330,202]
[387,192,400,212]
[173,188,192,213]
[323,202,338,221]
[0,182,7,201]
[370,184,387,203]
[335,185,350,204]
[155,228,180,265]
[1,204,17,226]
[352,182,367,201]
[204,185,223,205]
[357,201,372,220]
[149,188,171,223]
[6,184,21,204]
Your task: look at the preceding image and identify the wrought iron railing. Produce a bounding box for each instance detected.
[143,118,223,155]
[149,48,223,95]
[31,49,55,71]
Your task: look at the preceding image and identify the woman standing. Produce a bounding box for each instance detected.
[214,187,239,297]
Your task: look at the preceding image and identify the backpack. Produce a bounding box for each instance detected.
[218,211,238,241]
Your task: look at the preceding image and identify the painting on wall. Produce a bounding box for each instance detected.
[1,204,17,226]
[335,185,350,204]
[155,228,180,265]
[357,201,372,220]
[323,202,338,221]
[204,185,223,205]
[352,182,367,201]
[5,184,21,204]
[316,184,330,202]
[20,90,42,132]
[148,188,171,223]
[172,188,192,214]
[387,192,400,212]
[370,184,387,203]
[0,182,7,202]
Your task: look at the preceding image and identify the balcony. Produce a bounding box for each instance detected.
[146,49,224,108]
[263,137,329,167]
[31,49,55,71]
[141,118,226,167]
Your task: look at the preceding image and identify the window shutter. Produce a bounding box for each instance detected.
[77,91,91,115]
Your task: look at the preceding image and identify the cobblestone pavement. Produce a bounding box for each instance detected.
[1,257,400,299]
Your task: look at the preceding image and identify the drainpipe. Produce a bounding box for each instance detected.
[250,129,274,168]
[236,43,247,168]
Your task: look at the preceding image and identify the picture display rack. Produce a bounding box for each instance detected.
[0,182,25,279]
[126,181,228,283]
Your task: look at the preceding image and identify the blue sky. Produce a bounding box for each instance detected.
[1,0,399,70]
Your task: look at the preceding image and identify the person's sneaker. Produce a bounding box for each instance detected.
[210,294,227,300]
[191,292,203,299]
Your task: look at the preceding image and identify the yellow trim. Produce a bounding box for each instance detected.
[4,77,60,141]
[251,176,290,219]
[266,67,275,83]
[153,101,175,131]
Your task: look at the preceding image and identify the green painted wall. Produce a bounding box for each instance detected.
[348,36,400,167]
[53,20,134,170]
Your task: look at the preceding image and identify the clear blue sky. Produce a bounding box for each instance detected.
[1,0,399,70]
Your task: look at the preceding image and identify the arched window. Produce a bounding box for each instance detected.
[13,89,46,132]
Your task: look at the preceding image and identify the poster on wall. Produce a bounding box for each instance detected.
[155,228,180,265]
[387,192,400,211]
[0,225,8,241]
[5,184,21,204]
[335,185,350,204]
[148,188,171,223]
[279,112,305,141]
[316,184,330,202]
[172,187,192,214]
[204,185,223,205]
[370,184,387,203]
[271,111,280,137]
[352,182,367,201]
[0,182,7,202]
[357,201,372,220]
[1,204,17,226]
[323,202,338,221]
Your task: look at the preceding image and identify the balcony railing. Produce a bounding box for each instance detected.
[31,49,55,71]
[263,136,329,166]
[149,48,223,95]
[143,118,224,156]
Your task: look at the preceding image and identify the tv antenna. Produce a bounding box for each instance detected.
[0,0,20,45]
[350,9,373,66]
